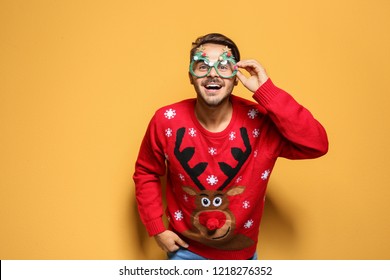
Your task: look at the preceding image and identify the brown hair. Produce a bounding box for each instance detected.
[190,33,240,63]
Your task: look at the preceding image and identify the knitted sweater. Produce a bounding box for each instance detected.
[133,79,328,259]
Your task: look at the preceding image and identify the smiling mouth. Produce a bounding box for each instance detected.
[204,84,222,90]
[212,227,230,240]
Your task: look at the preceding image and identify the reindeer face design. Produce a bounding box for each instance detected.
[182,186,245,242]
[174,127,254,250]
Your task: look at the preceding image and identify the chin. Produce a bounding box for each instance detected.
[199,92,231,107]
[201,96,227,107]
[192,80,235,107]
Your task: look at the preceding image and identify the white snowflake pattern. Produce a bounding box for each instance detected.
[261,169,271,180]
[229,131,236,141]
[252,128,260,138]
[174,210,183,221]
[206,175,218,185]
[164,108,176,119]
[179,173,185,181]
[254,150,258,158]
[236,176,243,183]
[183,194,189,202]
[188,128,197,137]
[248,108,259,119]
[208,147,217,155]
[244,219,254,229]
[243,200,250,209]
[165,128,173,137]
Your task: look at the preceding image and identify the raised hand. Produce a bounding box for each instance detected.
[235,59,269,93]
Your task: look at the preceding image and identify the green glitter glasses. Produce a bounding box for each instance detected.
[189,46,238,79]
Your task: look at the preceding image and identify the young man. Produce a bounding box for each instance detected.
[133,33,328,260]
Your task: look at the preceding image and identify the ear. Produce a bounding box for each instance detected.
[182,186,197,196]
[227,186,245,196]
[234,76,239,86]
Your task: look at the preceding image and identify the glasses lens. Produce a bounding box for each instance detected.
[216,60,236,78]
[191,61,210,78]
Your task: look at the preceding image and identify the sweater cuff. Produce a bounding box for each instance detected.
[145,217,166,236]
[252,78,280,106]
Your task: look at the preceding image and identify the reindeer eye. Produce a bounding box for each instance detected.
[213,197,222,207]
[201,197,211,207]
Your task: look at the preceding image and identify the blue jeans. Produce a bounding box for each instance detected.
[167,248,258,260]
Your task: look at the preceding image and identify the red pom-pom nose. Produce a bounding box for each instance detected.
[199,211,226,231]
[206,218,219,230]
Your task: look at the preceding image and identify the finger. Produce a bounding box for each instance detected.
[237,59,261,67]
[160,239,179,253]
[174,236,189,248]
[235,70,247,83]
[236,66,258,78]
[167,244,180,253]
[236,60,263,73]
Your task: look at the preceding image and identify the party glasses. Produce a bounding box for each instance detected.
[189,46,238,79]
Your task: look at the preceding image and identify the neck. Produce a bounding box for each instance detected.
[195,97,233,133]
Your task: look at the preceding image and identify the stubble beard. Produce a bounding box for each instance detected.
[197,91,231,107]
[194,78,235,108]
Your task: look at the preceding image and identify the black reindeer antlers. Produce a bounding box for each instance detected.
[174,127,252,191]
[218,127,251,190]
[174,128,208,190]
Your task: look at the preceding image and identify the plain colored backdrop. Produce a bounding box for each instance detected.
[1,0,389,259]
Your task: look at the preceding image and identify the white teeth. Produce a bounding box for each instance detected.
[205,84,222,89]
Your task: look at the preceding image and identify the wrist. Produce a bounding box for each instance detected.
[252,78,279,106]
[145,218,166,236]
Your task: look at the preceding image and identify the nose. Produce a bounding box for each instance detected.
[199,211,226,231]
[207,66,219,77]
[206,218,220,231]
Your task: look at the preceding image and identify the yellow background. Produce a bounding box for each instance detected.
[1,0,389,259]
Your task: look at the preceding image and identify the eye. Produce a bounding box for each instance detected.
[201,197,211,207]
[213,197,222,207]
[197,63,209,71]
[217,62,230,72]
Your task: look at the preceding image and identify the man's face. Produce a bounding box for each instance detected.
[189,43,238,107]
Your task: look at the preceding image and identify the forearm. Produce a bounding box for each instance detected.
[253,79,328,159]
[134,173,166,236]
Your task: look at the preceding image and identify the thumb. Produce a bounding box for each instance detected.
[236,70,257,92]
[235,70,247,84]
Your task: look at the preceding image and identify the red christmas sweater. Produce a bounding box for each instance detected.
[133,79,328,259]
